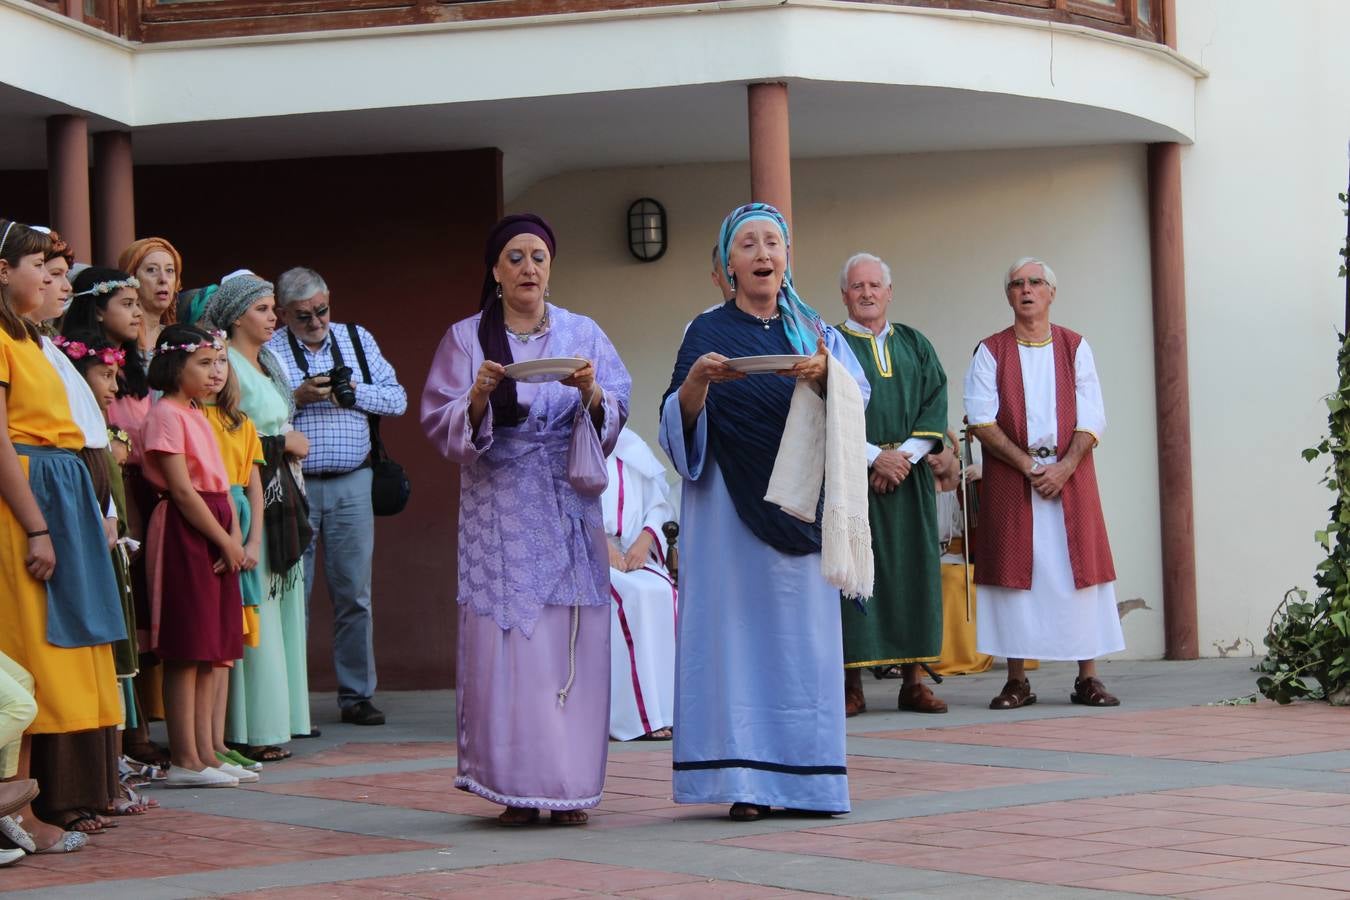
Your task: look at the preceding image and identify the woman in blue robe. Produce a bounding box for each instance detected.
[659,204,869,821]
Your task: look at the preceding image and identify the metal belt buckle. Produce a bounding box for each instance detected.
[1029,446,1053,459]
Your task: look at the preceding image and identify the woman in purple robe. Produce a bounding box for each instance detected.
[421,214,631,827]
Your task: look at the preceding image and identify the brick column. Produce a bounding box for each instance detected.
[46,115,92,262]
[93,131,136,267]
[747,82,792,229]
[1147,141,1198,660]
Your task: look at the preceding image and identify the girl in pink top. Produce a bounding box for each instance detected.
[141,324,247,789]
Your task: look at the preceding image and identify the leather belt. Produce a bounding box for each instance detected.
[305,461,370,481]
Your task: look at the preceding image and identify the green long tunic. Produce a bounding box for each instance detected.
[839,322,948,667]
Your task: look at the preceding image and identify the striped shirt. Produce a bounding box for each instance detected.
[266,324,407,475]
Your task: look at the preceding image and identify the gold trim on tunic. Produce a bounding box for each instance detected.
[845,656,942,668]
[840,324,893,378]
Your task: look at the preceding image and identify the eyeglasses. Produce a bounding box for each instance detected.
[292,305,330,324]
[1007,278,1048,290]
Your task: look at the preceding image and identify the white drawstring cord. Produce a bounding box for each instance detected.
[557,604,580,708]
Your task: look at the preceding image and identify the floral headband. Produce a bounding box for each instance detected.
[52,335,126,367]
[72,276,140,299]
[153,330,226,357]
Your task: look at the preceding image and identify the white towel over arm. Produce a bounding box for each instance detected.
[765,353,873,599]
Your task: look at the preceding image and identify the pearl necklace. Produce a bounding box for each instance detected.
[752,312,781,331]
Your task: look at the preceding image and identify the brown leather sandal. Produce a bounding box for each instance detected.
[898,682,949,714]
[989,678,1036,710]
[1070,676,1120,707]
[729,803,770,822]
[844,669,866,717]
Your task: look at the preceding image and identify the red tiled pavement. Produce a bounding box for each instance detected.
[256,751,1082,825]
[0,807,439,891]
[717,786,1350,896]
[861,701,1350,761]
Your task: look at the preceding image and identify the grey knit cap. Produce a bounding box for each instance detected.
[201,272,274,334]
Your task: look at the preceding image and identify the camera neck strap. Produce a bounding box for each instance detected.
[285,327,343,377]
[285,325,387,461]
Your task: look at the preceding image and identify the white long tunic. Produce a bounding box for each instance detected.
[601,429,677,740]
[963,337,1125,661]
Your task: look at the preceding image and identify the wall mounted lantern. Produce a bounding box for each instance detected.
[627,198,667,262]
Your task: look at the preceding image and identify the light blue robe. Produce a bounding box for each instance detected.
[659,332,868,813]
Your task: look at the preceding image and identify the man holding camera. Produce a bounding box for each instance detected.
[269,267,408,727]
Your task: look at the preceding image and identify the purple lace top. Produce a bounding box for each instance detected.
[421,305,631,636]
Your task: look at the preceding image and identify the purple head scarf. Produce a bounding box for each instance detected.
[478,213,558,426]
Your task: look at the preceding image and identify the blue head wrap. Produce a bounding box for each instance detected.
[717,203,824,356]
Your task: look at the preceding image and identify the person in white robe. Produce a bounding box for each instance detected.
[963,257,1125,710]
[602,428,677,741]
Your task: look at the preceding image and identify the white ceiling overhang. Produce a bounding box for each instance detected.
[0,0,1204,197]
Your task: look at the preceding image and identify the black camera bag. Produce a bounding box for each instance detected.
[286,323,411,516]
[345,324,411,516]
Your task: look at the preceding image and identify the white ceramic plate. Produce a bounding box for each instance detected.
[503,357,587,384]
[722,354,809,374]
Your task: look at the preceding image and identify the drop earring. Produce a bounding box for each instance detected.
[495,283,503,299]
[544,287,551,298]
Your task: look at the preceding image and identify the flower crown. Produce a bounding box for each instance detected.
[52,335,126,367]
[154,330,226,357]
[72,276,140,299]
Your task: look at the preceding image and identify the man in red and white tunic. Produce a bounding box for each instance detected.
[963,257,1125,710]
[602,428,678,740]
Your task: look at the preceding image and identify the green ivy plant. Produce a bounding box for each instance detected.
[1256,192,1350,705]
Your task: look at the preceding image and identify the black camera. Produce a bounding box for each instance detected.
[313,366,357,408]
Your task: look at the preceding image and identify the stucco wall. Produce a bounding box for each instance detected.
[1175,0,1349,658]
[511,143,1165,659]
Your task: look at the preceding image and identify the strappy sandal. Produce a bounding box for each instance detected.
[729,803,770,822]
[636,727,673,741]
[548,810,588,827]
[107,783,153,815]
[57,810,110,834]
[237,745,291,762]
[496,807,540,827]
[120,755,167,784]
[1070,676,1120,707]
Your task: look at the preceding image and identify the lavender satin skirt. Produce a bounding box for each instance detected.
[455,603,610,810]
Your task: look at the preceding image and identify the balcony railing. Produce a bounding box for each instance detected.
[29,0,1170,46]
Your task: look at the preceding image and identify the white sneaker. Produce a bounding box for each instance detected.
[164,766,239,788]
[0,846,25,867]
[216,761,260,784]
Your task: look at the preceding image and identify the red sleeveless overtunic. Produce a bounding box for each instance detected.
[972,324,1115,590]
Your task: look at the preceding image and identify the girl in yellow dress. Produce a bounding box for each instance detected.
[202,353,266,777]
[0,220,124,854]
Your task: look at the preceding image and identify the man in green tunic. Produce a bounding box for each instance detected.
[837,253,949,715]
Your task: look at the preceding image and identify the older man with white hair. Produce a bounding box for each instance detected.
[268,267,407,727]
[836,252,949,716]
[963,257,1124,710]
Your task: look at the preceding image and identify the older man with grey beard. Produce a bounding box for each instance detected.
[268,267,407,727]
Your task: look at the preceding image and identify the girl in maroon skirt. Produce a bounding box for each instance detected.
[140,324,248,789]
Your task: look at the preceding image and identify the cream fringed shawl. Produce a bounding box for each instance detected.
[764,353,874,600]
